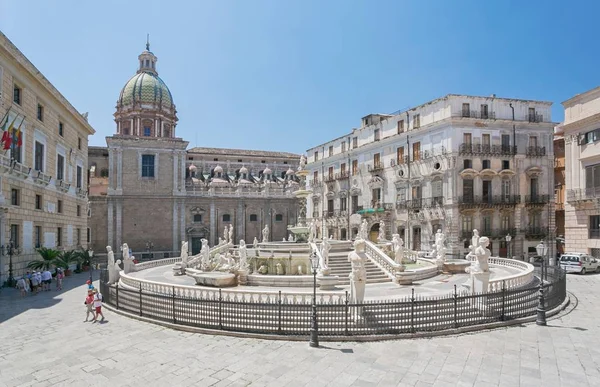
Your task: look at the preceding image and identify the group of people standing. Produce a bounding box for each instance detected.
[83,279,104,323]
[16,268,64,296]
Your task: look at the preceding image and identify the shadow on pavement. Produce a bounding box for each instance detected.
[0,272,93,323]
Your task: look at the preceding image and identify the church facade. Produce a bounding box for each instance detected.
[88,44,299,256]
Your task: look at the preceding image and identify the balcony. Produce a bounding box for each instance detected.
[368,162,384,173]
[310,179,323,188]
[33,170,52,186]
[55,179,71,193]
[351,205,363,214]
[459,144,517,156]
[322,209,348,218]
[76,187,88,199]
[457,195,521,207]
[396,202,408,210]
[322,210,335,218]
[567,188,600,203]
[335,171,350,180]
[454,110,497,120]
[524,195,550,205]
[488,228,518,239]
[528,113,544,123]
[390,156,409,167]
[358,202,393,214]
[324,174,336,183]
[522,227,548,239]
[526,146,546,157]
[408,198,423,209]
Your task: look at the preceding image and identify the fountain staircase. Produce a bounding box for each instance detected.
[325,242,392,285]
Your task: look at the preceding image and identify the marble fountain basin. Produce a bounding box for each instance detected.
[186,269,237,287]
[442,259,471,274]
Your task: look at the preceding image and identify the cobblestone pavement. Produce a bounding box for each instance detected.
[0,272,598,387]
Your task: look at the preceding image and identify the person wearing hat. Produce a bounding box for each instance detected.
[91,289,105,323]
[86,279,94,290]
[84,289,96,322]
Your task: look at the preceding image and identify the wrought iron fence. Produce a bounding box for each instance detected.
[100,267,566,337]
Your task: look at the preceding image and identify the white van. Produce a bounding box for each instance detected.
[559,253,600,274]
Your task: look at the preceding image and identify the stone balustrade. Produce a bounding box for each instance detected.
[364,241,404,280]
[466,256,534,291]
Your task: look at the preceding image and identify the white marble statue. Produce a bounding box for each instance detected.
[200,239,211,270]
[434,229,446,261]
[320,235,331,271]
[391,234,404,264]
[238,240,248,270]
[122,243,134,274]
[107,246,116,284]
[253,237,258,249]
[474,237,491,272]
[308,219,316,243]
[377,221,386,243]
[113,259,122,284]
[181,241,189,266]
[348,239,367,311]
[276,262,284,275]
[297,264,304,275]
[228,224,233,245]
[469,229,480,257]
[359,219,368,240]
[283,237,286,242]
[298,154,307,172]
[224,226,229,244]
[262,225,269,243]
[288,234,294,242]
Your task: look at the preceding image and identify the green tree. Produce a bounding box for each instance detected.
[54,250,80,271]
[27,248,60,271]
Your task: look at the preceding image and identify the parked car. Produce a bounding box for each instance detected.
[559,253,600,274]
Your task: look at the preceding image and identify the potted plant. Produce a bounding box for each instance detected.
[27,247,61,271]
[54,250,79,276]
[75,249,93,271]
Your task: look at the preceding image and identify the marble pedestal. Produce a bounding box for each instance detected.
[237,268,249,285]
[470,272,491,294]
[317,273,340,290]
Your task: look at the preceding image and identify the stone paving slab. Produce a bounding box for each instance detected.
[0,272,598,386]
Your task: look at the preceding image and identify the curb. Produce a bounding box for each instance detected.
[102,293,571,342]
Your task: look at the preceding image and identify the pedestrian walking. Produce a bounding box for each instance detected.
[42,270,52,291]
[56,268,64,290]
[92,289,105,323]
[84,289,96,322]
[16,277,29,297]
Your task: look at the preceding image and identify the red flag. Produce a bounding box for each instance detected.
[2,131,11,150]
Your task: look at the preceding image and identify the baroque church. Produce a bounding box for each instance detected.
[88,43,300,256]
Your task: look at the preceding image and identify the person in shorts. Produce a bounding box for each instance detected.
[92,289,105,323]
[84,289,96,322]
[42,270,52,291]
[30,273,39,294]
[16,277,29,297]
[56,268,64,291]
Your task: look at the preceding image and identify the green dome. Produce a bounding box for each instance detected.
[118,72,174,108]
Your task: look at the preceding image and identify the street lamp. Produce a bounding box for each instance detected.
[2,240,21,288]
[535,240,548,327]
[87,249,95,283]
[505,234,512,259]
[536,240,548,280]
[309,251,319,348]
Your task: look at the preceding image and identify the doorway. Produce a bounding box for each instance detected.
[369,223,379,243]
[413,227,421,251]
[191,237,203,255]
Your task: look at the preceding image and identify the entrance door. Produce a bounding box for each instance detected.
[369,223,380,243]
[413,227,421,251]
[191,237,203,255]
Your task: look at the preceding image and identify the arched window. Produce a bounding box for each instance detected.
[222,214,231,222]
[193,214,202,223]
[123,127,130,135]
[164,125,171,138]
[142,120,153,137]
[275,214,283,222]
[249,214,258,222]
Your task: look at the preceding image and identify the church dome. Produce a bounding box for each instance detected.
[118,71,173,108]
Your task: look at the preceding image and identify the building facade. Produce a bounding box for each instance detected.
[563,86,600,256]
[88,45,299,256]
[554,126,565,256]
[306,94,556,259]
[0,32,95,282]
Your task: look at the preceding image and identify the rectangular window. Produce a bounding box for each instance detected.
[37,104,44,121]
[193,214,203,222]
[397,146,404,164]
[482,180,492,202]
[501,215,510,231]
[482,160,490,169]
[432,180,442,199]
[352,160,358,175]
[412,142,420,161]
[13,85,21,105]
[464,159,472,169]
[590,216,600,239]
[11,188,19,206]
[396,187,406,202]
[502,134,510,148]
[35,194,42,210]
[530,178,538,197]
[372,188,381,207]
[57,227,62,247]
[373,153,381,168]
[59,122,64,137]
[87,228,91,243]
[585,164,600,190]
[328,166,334,180]
[314,151,318,161]
[78,137,82,150]
[77,205,81,217]
[502,180,511,198]
[340,197,347,211]
[340,163,346,174]
[222,214,231,222]
[463,179,474,199]
[327,199,334,213]
[10,224,19,247]
[414,114,420,128]
[313,171,318,182]
[328,146,333,157]
[352,137,358,148]
[463,133,472,145]
[351,195,359,213]
[57,154,65,180]
[35,226,42,248]
[34,141,44,172]
[481,104,489,119]
[76,165,82,188]
[144,126,151,136]
[502,160,510,170]
[10,137,21,163]
[57,200,63,214]
[412,186,422,200]
[482,214,492,234]
[341,142,346,153]
[528,107,536,122]
[462,103,470,117]
[397,120,404,134]
[482,134,490,147]
[141,155,155,178]
[374,129,380,141]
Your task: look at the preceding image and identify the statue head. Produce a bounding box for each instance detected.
[353,238,366,252]
[437,229,442,234]
[478,236,490,247]
[116,259,122,265]
[240,240,245,247]
[106,246,112,253]
[473,229,479,236]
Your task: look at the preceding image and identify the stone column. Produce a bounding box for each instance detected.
[210,201,216,246]
[237,200,244,245]
[130,118,134,135]
[116,200,122,249]
[107,200,114,249]
[172,152,179,192]
[108,148,114,190]
[180,201,185,249]
[180,151,186,192]
[172,200,179,252]
[116,149,123,191]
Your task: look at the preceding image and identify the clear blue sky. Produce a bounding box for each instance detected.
[1,0,598,153]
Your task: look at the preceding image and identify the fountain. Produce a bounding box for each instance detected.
[287,154,310,242]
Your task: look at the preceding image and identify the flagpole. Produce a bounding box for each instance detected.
[0,106,12,128]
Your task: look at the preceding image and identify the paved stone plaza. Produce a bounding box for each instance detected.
[0,273,598,387]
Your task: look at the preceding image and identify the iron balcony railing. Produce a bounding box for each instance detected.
[528,113,544,123]
[455,110,497,120]
[526,146,546,157]
[567,188,600,202]
[396,202,408,210]
[335,171,350,180]
[521,227,549,238]
[524,195,550,205]
[368,162,385,173]
[310,179,323,188]
[459,143,517,156]
[324,174,336,183]
[457,195,521,206]
[323,210,334,218]
[408,198,423,209]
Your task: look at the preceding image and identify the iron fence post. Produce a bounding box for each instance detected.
[139,283,143,317]
[172,286,176,324]
[536,282,547,326]
[116,283,119,310]
[344,291,349,336]
[278,290,282,334]
[219,288,223,330]
[453,284,458,329]
[411,288,415,333]
[501,280,506,321]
